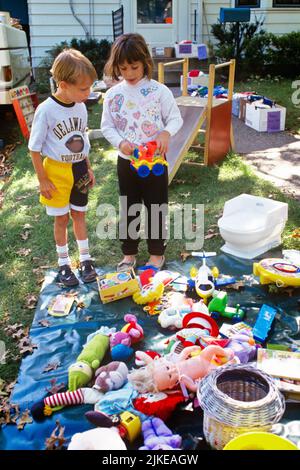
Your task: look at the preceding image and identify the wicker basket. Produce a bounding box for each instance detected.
[197,364,285,450]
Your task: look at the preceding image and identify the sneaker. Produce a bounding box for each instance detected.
[57,265,79,287]
[79,259,97,283]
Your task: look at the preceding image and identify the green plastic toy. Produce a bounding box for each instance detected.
[208,291,245,322]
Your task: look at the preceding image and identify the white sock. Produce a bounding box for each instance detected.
[77,238,91,262]
[56,244,71,267]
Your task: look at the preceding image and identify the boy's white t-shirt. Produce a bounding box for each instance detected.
[101,77,183,160]
[28,96,90,163]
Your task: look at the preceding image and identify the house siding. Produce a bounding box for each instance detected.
[201,0,300,45]
[28,0,120,68]
[28,0,300,68]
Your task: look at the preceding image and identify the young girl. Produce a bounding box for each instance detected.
[101,33,183,271]
[29,49,98,286]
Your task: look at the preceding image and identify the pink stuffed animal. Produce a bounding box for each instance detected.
[110,314,144,361]
[128,345,234,393]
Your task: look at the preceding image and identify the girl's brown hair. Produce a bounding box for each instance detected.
[104,33,153,81]
[51,48,97,84]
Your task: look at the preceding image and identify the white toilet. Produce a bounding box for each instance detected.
[218,194,288,259]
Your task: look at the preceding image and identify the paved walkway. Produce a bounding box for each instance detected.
[233,117,300,200]
[170,87,299,200]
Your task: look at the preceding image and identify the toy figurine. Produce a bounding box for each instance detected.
[128,345,234,393]
[130,140,168,178]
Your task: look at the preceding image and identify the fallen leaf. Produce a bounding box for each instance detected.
[20,231,30,241]
[39,320,51,327]
[76,301,86,309]
[45,420,67,450]
[24,294,38,309]
[17,409,33,430]
[43,361,61,373]
[16,248,31,257]
[204,232,219,240]
[46,379,66,395]
[0,190,4,209]
[23,223,33,230]
[289,228,300,239]
[180,251,191,262]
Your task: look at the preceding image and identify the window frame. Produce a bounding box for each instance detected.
[272,0,300,7]
[235,0,261,7]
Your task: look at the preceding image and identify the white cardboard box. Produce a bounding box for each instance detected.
[245,102,286,132]
[175,43,207,59]
[180,74,209,90]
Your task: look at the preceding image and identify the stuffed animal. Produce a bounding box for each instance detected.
[128,345,234,393]
[94,361,128,392]
[133,390,185,421]
[68,326,112,391]
[31,361,127,421]
[110,314,144,361]
[68,427,126,450]
[139,417,182,450]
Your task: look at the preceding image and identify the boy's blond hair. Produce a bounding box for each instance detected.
[50,48,97,84]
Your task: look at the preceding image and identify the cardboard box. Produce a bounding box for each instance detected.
[180,73,209,90]
[175,43,207,59]
[97,269,140,304]
[245,102,286,132]
[152,47,174,58]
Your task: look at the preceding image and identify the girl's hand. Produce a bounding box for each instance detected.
[119,140,135,156]
[39,177,56,200]
[156,130,170,155]
[88,168,96,188]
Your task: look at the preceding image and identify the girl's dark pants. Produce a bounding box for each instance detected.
[117,156,168,256]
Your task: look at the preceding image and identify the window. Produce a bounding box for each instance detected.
[273,0,300,6]
[235,0,260,6]
[137,0,173,24]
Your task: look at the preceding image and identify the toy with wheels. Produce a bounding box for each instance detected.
[208,291,245,322]
[253,258,300,287]
[130,140,168,178]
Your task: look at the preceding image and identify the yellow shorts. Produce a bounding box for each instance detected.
[40,158,89,215]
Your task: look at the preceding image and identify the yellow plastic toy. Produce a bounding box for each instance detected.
[223,431,298,450]
[253,258,300,287]
[119,411,141,443]
[132,282,164,305]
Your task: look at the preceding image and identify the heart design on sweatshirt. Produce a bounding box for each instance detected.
[115,114,127,132]
[141,121,158,137]
[133,111,141,120]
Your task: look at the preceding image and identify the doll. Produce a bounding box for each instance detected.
[128,345,234,394]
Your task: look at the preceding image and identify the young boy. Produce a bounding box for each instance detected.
[29,49,98,287]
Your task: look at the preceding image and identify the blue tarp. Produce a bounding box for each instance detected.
[1,254,300,450]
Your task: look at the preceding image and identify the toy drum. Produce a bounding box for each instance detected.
[197,364,285,450]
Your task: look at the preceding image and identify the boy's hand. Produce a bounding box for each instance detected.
[119,140,135,156]
[39,177,56,200]
[156,130,170,155]
[88,168,96,188]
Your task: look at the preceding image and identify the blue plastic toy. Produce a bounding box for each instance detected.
[252,304,277,343]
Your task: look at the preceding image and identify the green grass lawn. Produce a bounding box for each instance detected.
[0,97,299,383]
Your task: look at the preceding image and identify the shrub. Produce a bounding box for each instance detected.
[211,20,300,78]
[35,37,112,93]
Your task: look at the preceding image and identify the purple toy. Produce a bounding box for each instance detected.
[139,417,182,450]
[227,332,259,364]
